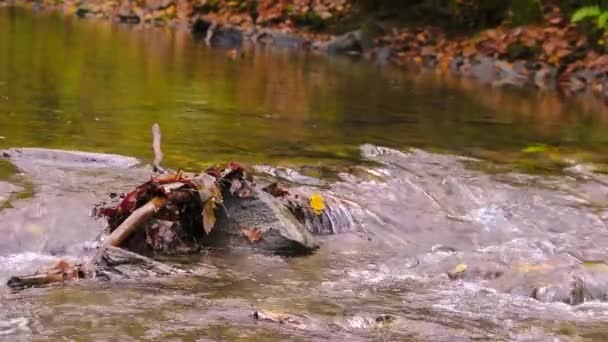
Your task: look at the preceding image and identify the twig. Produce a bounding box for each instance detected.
[152,123,165,173]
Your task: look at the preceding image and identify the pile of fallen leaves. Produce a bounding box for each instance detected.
[196,0,352,31]
[378,4,608,96]
[14,0,353,30]
[95,162,253,253]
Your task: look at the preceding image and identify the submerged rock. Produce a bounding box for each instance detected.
[94,246,184,280]
[316,30,370,55]
[213,186,320,255]
[191,19,243,48]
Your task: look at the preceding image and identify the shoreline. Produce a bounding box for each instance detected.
[3,1,608,103]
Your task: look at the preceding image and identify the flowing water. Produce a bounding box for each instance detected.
[2,6,608,341]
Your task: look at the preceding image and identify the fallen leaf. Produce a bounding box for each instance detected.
[191,173,218,203]
[309,193,325,215]
[202,200,216,234]
[240,226,263,242]
[447,263,468,280]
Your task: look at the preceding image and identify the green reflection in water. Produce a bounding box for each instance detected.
[2,7,608,174]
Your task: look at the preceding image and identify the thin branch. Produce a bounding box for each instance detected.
[152,123,165,173]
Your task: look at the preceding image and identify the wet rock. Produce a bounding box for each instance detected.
[254,165,327,187]
[208,26,243,47]
[117,13,141,24]
[95,245,184,280]
[491,60,530,88]
[469,57,496,84]
[6,246,184,290]
[191,18,213,36]
[1,148,140,170]
[374,314,396,325]
[319,30,368,55]
[255,31,306,49]
[568,74,586,93]
[216,186,320,255]
[252,309,305,328]
[191,19,243,47]
[531,284,572,304]
[534,66,557,90]
[75,7,91,18]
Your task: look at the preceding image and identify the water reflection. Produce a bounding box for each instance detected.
[2,7,608,173]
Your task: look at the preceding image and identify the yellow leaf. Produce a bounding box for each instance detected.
[202,200,216,235]
[453,263,467,274]
[514,262,551,273]
[583,260,608,272]
[309,193,325,216]
[447,263,468,279]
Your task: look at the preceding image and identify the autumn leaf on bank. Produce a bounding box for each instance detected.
[309,193,325,215]
[202,200,216,235]
[240,226,263,242]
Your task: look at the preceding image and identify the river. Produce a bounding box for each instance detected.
[1,6,608,341]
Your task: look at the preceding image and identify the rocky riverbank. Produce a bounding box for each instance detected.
[4,0,608,102]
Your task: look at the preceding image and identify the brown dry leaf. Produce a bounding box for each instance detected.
[542,40,557,55]
[202,200,216,235]
[50,260,82,281]
[191,173,218,203]
[416,32,427,44]
[520,36,536,48]
[484,29,498,40]
[462,45,476,58]
[420,46,436,57]
[555,48,571,60]
[543,27,560,35]
[592,81,604,94]
[240,226,263,242]
[511,27,522,38]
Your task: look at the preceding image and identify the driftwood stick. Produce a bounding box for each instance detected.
[7,272,65,290]
[6,260,83,290]
[104,196,168,247]
[152,123,165,173]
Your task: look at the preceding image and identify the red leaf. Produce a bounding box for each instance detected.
[240,226,263,242]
